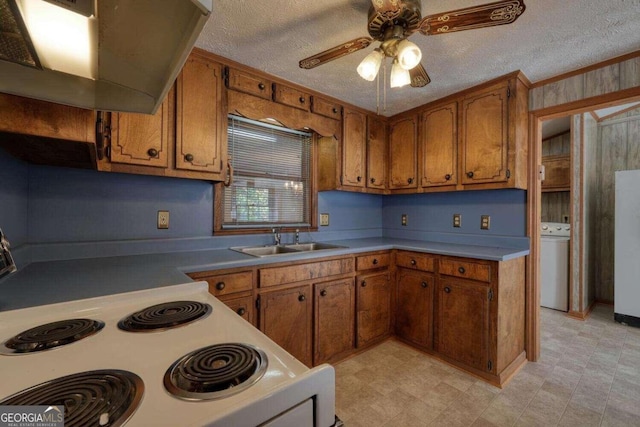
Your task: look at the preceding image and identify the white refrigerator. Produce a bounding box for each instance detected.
[614,169,640,327]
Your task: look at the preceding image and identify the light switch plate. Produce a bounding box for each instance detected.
[481,215,490,230]
[320,213,330,226]
[157,211,169,229]
[453,214,462,228]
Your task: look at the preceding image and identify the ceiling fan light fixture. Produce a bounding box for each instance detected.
[396,39,421,70]
[390,58,411,88]
[357,48,384,81]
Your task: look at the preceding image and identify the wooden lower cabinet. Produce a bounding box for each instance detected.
[356,271,391,347]
[436,278,491,372]
[313,279,355,365]
[259,285,313,367]
[219,295,254,325]
[395,269,434,350]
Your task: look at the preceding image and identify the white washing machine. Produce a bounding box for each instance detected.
[541,222,570,312]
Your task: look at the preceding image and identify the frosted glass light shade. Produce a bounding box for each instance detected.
[397,39,422,70]
[357,49,384,81]
[390,59,411,88]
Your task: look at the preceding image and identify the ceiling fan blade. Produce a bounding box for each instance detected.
[410,64,431,88]
[416,0,526,36]
[370,0,402,15]
[299,37,373,69]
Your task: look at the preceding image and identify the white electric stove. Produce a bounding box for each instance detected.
[0,282,337,426]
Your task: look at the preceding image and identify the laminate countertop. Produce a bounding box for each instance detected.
[0,237,529,312]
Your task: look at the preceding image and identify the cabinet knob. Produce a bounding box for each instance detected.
[320,290,327,297]
[298,294,306,302]
[407,177,414,184]
[215,282,225,291]
[410,259,416,266]
[236,307,246,316]
[185,153,194,162]
[357,176,362,182]
[370,177,376,184]
[332,107,338,114]
[444,287,451,293]
[361,280,367,287]
[445,174,451,181]
[421,281,428,288]
[147,148,158,157]
[299,96,306,104]
[373,259,378,265]
[458,266,466,274]
[258,83,265,90]
[467,171,474,178]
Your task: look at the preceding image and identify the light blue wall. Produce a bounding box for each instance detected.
[0,149,28,248]
[316,191,383,240]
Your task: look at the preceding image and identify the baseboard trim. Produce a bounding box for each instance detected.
[566,299,597,320]
[614,313,640,328]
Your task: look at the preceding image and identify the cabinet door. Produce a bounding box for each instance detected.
[389,116,418,190]
[460,82,509,185]
[260,285,313,367]
[356,271,391,347]
[367,115,387,190]
[342,108,367,188]
[176,55,225,177]
[109,97,169,168]
[541,154,570,191]
[314,279,355,365]
[420,102,457,188]
[220,295,255,326]
[437,278,491,372]
[395,269,434,349]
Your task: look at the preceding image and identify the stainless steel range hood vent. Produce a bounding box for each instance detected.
[0,0,211,114]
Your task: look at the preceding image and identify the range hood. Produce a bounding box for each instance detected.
[0,0,211,114]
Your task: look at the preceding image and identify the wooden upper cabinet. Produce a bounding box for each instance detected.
[460,81,510,185]
[314,279,355,365]
[356,271,391,347]
[396,269,434,350]
[273,83,311,111]
[108,97,169,168]
[311,95,342,120]
[389,115,418,190]
[342,108,367,188]
[176,54,226,177]
[367,115,387,190]
[542,154,570,192]
[420,102,457,189]
[226,68,272,100]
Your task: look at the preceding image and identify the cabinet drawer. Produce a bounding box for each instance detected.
[220,295,254,324]
[226,68,272,100]
[439,259,491,283]
[273,84,311,111]
[194,271,254,297]
[356,253,390,271]
[396,252,435,272]
[311,96,342,120]
[260,258,354,288]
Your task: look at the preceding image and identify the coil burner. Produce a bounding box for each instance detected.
[1,318,104,355]
[118,300,211,332]
[164,343,267,400]
[0,369,144,427]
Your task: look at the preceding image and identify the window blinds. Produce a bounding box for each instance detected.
[223,115,312,229]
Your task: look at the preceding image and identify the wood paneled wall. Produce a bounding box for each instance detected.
[541,131,570,222]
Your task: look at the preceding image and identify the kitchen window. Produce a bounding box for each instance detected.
[217,115,314,232]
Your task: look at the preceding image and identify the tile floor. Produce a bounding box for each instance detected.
[334,305,640,426]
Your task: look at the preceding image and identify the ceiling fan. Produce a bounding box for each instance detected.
[299,0,526,88]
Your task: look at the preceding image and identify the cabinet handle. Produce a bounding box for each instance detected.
[373,259,378,265]
[320,290,327,297]
[185,153,194,162]
[370,177,376,184]
[299,96,306,104]
[332,107,338,114]
[445,174,451,181]
[147,148,158,157]
[407,177,414,184]
[444,287,451,293]
[357,176,362,182]
[224,161,234,187]
[298,294,306,302]
[236,307,246,316]
[258,82,265,90]
[361,280,367,287]
[467,171,474,178]
[410,259,416,266]
[421,282,428,288]
[215,282,225,291]
[458,266,466,274]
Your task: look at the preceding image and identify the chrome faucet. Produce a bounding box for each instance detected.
[272,228,281,246]
[295,229,300,245]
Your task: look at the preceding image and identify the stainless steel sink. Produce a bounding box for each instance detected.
[231,242,346,257]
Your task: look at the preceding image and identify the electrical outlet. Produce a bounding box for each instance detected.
[453,214,462,228]
[401,214,408,226]
[481,215,490,230]
[320,213,330,226]
[157,211,169,229]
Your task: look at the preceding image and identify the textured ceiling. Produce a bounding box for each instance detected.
[196,0,640,116]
